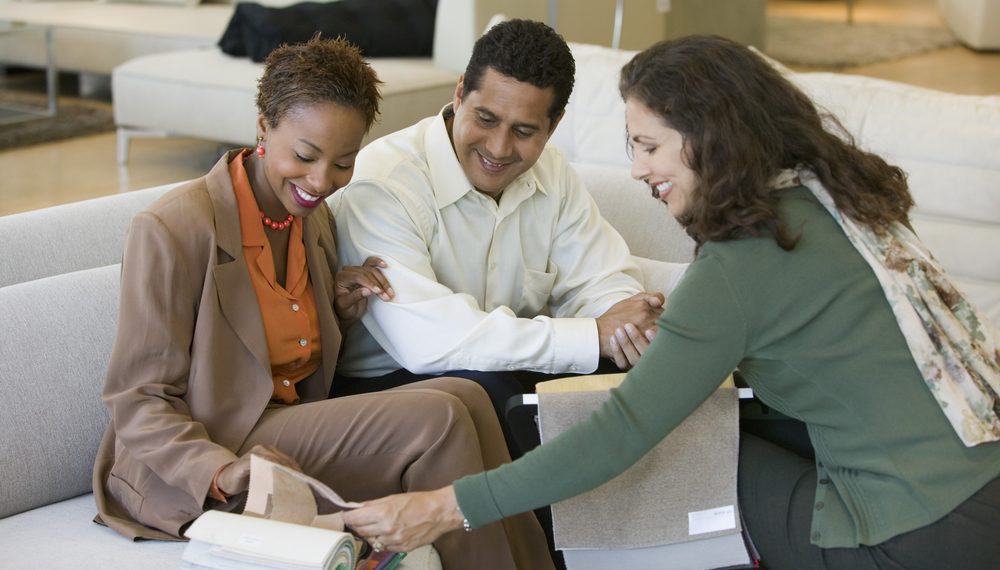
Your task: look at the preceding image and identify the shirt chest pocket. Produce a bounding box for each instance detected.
[518,268,557,315]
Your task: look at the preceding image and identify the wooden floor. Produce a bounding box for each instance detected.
[1,0,998,217]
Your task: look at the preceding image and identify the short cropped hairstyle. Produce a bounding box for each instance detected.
[462,19,575,123]
[256,35,383,131]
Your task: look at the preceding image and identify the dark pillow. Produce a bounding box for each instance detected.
[219,0,438,63]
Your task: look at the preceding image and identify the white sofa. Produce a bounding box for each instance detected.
[0,0,524,163]
[0,0,233,75]
[939,0,1000,50]
[0,41,998,568]
[109,0,491,162]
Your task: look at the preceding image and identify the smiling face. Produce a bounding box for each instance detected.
[254,101,367,218]
[625,97,699,219]
[448,68,560,200]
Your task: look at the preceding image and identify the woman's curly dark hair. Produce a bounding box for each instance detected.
[619,35,912,251]
[257,35,382,132]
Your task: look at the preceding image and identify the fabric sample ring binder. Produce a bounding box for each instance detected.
[536,374,756,569]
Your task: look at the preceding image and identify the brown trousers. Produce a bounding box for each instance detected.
[241,377,554,570]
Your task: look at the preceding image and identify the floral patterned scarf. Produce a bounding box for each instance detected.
[777,168,1000,446]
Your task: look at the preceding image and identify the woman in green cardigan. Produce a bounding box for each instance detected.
[343,35,1000,568]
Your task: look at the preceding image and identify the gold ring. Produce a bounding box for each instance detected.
[371,538,384,552]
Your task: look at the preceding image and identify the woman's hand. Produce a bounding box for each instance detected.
[215,444,301,497]
[342,486,465,553]
[334,256,395,326]
[608,322,657,369]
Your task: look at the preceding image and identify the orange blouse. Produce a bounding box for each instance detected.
[229,151,322,404]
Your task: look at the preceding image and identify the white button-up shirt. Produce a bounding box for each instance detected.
[332,108,643,377]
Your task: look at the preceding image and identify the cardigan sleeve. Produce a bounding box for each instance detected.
[454,253,749,526]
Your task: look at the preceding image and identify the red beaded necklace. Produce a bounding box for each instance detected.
[260,211,294,231]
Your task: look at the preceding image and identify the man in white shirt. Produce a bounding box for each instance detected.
[331,19,663,454]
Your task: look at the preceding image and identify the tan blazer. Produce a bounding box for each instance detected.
[93,150,343,540]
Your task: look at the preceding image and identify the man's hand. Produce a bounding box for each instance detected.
[334,256,395,327]
[596,292,664,369]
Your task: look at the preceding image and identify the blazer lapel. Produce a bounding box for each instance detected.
[207,151,270,373]
[304,213,342,398]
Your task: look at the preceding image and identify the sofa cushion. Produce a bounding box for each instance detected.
[0,183,175,288]
[113,47,457,147]
[550,42,637,170]
[0,493,443,569]
[791,73,1000,226]
[572,162,694,264]
[0,264,121,518]
[0,494,184,569]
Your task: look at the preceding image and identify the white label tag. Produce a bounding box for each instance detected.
[688,504,736,535]
[657,0,672,13]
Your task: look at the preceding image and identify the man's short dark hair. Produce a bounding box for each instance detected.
[462,19,575,123]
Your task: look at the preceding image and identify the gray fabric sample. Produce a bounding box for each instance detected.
[538,387,740,549]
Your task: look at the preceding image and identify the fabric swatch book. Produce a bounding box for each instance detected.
[181,510,358,570]
[181,456,406,570]
[536,373,757,570]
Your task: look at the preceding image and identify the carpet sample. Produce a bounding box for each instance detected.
[0,90,115,151]
[765,16,958,69]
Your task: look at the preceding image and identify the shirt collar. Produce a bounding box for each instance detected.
[424,104,545,211]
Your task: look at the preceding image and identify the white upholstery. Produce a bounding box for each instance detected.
[794,72,1000,325]
[938,0,1000,50]
[0,494,440,569]
[113,48,459,149]
[0,265,121,519]
[0,1,232,74]
[0,495,185,569]
[109,0,486,161]
[0,182,178,287]
[551,42,1000,327]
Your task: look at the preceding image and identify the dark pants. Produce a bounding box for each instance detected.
[739,413,1000,569]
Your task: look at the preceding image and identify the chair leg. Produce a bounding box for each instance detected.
[116,128,130,166]
[116,127,170,165]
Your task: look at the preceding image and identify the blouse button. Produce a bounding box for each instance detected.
[291,303,300,312]
[281,378,290,387]
[299,338,308,347]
